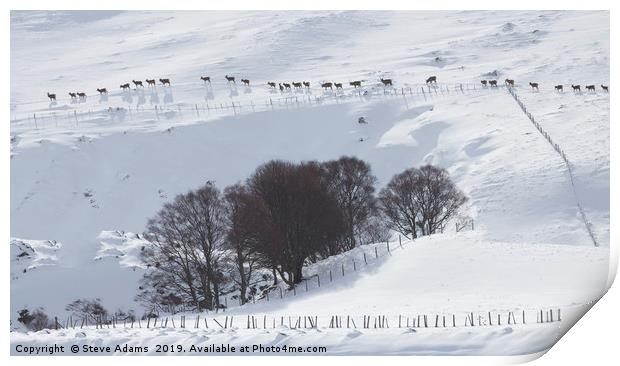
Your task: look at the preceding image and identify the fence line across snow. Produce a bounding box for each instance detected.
[506,86,599,247]
[10,82,502,132]
[51,307,562,332]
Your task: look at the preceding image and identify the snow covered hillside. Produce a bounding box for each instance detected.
[10,10,610,355]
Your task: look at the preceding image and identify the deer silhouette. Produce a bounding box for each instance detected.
[279,83,284,92]
[68,92,77,99]
[241,79,250,86]
[267,82,276,88]
[334,82,343,89]
[292,82,303,88]
[601,84,609,92]
[303,81,310,88]
[529,82,539,90]
[380,78,392,86]
[77,92,87,99]
[585,85,595,92]
[145,79,156,86]
[282,83,291,89]
[571,84,581,92]
[47,92,56,101]
[554,85,563,92]
[481,80,488,86]
[349,80,362,88]
[505,79,515,86]
[426,76,437,84]
[225,75,235,83]
[321,82,333,90]
[97,88,107,94]
[132,80,143,87]
[200,76,211,83]
[489,80,498,87]
[120,83,131,90]
[160,78,171,86]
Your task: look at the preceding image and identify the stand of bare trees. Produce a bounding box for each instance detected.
[379,165,467,239]
[136,159,465,312]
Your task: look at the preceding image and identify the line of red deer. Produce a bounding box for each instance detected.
[43,74,609,102]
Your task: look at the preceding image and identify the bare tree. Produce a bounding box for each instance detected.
[143,201,203,310]
[174,182,227,310]
[378,168,422,239]
[414,165,468,235]
[223,183,260,305]
[322,156,378,249]
[142,182,227,311]
[17,308,53,331]
[66,298,108,323]
[245,160,346,288]
[379,165,466,239]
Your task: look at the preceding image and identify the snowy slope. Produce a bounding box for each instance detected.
[10,10,610,355]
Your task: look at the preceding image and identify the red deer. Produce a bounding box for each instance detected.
[529,82,539,90]
[303,81,310,88]
[120,83,131,90]
[505,79,515,86]
[241,79,250,86]
[481,80,488,86]
[160,78,171,86]
[334,82,343,89]
[586,85,595,92]
[225,75,235,83]
[426,76,437,84]
[267,82,276,88]
[571,84,581,92]
[321,82,333,90]
[380,78,392,86]
[555,85,563,92]
[132,80,143,87]
[146,79,156,86]
[200,76,211,83]
[47,92,56,101]
[349,80,362,88]
[97,88,107,94]
[489,80,498,87]
[292,82,303,88]
[77,92,87,99]
[68,92,77,99]
[601,84,609,92]
[283,82,291,89]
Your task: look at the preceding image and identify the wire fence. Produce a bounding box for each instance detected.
[506,86,599,247]
[10,82,504,133]
[52,307,562,332]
